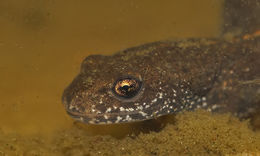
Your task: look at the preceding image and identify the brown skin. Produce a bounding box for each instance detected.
[62,34,260,124]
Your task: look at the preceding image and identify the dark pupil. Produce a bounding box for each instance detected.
[113,77,142,98]
[120,84,134,95]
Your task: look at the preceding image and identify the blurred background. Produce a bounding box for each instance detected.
[0,0,258,137]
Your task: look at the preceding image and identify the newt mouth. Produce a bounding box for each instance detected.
[64,103,159,124]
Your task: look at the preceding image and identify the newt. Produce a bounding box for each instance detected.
[62,33,260,124]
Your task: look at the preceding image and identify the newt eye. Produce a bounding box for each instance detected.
[112,76,142,99]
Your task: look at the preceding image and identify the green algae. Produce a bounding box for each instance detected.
[1,110,259,156]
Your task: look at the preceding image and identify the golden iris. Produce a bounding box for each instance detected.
[112,77,142,98]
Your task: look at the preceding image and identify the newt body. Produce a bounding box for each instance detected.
[62,36,260,124]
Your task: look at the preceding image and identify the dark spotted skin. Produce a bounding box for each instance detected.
[62,35,260,124]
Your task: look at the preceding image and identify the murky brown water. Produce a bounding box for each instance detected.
[1,1,260,155]
[0,0,222,136]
